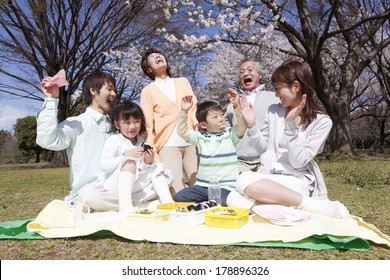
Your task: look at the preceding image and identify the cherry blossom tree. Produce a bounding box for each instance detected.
[143,0,390,154]
[351,24,390,153]
[0,0,166,121]
[0,0,172,166]
[102,42,205,102]
[198,39,288,108]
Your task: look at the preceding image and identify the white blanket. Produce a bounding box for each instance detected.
[27,200,390,247]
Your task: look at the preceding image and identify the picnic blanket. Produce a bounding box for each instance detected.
[2,200,390,251]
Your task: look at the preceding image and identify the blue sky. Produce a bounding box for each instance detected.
[0,97,42,133]
[0,34,43,132]
[0,69,43,133]
[0,1,214,134]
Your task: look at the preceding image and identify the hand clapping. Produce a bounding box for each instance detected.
[227,88,239,109]
[181,95,193,113]
[238,95,256,129]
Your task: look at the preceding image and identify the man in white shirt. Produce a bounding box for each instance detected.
[225,58,280,173]
[36,71,117,211]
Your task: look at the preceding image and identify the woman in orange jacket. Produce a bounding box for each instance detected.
[140,48,198,195]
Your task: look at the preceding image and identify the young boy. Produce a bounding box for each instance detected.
[36,71,118,211]
[174,95,248,206]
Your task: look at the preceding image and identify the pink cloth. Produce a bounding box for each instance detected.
[253,205,312,225]
[43,69,69,88]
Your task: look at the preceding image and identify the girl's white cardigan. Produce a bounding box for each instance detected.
[247,103,332,199]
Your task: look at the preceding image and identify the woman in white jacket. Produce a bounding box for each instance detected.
[228,60,349,218]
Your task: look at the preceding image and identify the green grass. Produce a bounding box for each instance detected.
[0,157,390,260]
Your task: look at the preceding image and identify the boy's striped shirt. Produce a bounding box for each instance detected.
[189,128,240,190]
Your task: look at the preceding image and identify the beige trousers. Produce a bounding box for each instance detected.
[158,145,198,195]
[238,160,261,173]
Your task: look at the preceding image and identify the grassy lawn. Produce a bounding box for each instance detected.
[0,155,389,260]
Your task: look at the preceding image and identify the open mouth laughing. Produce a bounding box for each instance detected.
[107,96,115,107]
[243,77,253,86]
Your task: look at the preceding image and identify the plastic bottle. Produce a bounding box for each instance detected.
[208,175,221,206]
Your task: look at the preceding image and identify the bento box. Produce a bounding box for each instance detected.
[127,208,169,222]
[169,201,218,225]
[205,207,250,229]
[156,202,195,210]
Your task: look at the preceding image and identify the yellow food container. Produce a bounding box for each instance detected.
[156,202,195,210]
[127,209,169,222]
[205,207,250,229]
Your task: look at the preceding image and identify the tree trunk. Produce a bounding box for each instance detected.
[56,82,69,123]
[322,92,355,155]
[312,64,355,155]
[328,114,354,155]
[49,150,69,167]
[35,150,40,163]
[379,118,385,153]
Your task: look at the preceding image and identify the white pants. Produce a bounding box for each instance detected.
[227,171,311,209]
[77,182,159,212]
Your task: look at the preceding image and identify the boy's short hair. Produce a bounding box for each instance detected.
[196,101,222,123]
[140,48,172,80]
[82,71,116,105]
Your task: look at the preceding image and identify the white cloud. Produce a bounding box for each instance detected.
[0,104,31,132]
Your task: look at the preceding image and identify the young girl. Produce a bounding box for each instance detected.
[98,100,173,213]
[227,60,350,219]
[140,48,199,196]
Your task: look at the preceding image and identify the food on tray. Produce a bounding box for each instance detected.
[135,209,154,215]
[128,209,169,222]
[170,202,218,225]
[175,200,217,212]
[209,208,238,216]
[157,202,195,210]
[175,206,192,212]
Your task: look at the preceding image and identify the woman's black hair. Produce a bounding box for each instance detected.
[140,48,172,80]
[271,60,323,128]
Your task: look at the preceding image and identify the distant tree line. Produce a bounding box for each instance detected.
[0,117,53,164]
[1,112,387,166]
